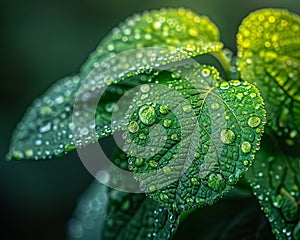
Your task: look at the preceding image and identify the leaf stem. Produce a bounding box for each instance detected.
[211,51,232,80]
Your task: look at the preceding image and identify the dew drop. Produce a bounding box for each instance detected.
[148,185,156,192]
[220,82,229,89]
[247,116,261,128]
[149,160,158,168]
[171,133,179,141]
[39,122,52,133]
[128,121,139,133]
[272,194,283,208]
[241,141,251,154]
[190,177,199,185]
[186,197,194,205]
[135,157,144,166]
[138,105,156,125]
[211,102,220,110]
[24,149,34,158]
[140,84,150,93]
[159,193,169,202]
[207,173,224,191]
[163,119,172,128]
[163,166,171,175]
[220,129,235,144]
[159,105,169,114]
[201,68,210,77]
[182,105,192,113]
[39,106,53,116]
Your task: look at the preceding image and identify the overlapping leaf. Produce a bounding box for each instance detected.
[7,8,223,160]
[237,9,300,143]
[246,136,300,239]
[123,63,266,211]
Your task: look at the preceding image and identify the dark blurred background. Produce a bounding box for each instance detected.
[1,0,300,239]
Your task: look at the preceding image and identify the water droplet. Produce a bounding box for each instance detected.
[220,129,235,144]
[24,149,33,158]
[140,84,150,93]
[243,160,249,166]
[163,166,171,175]
[272,194,283,208]
[159,193,169,202]
[34,139,42,146]
[289,130,298,139]
[39,122,52,133]
[149,160,158,168]
[186,197,194,205]
[39,106,53,116]
[171,133,179,141]
[236,92,244,100]
[128,121,139,133]
[231,80,241,86]
[182,105,192,113]
[241,141,251,154]
[190,177,199,185]
[208,173,224,191]
[163,119,172,128]
[247,116,261,128]
[159,105,169,114]
[211,102,220,110]
[138,132,147,140]
[135,157,144,166]
[194,152,200,159]
[148,185,156,192]
[171,72,181,79]
[220,82,229,89]
[201,68,210,77]
[139,105,156,125]
[80,127,89,136]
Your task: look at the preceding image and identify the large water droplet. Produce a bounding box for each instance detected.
[135,157,144,166]
[241,141,251,154]
[247,116,261,128]
[128,121,139,133]
[163,119,172,128]
[208,173,224,191]
[220,82,229,89]
[220,129,236,144]
[138,105,156,125]
[182,105,192,113]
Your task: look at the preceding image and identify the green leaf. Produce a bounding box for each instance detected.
[67,181,108,240]
[80,8,221,77]
[102,189,178,240]
[237,8,300,143]
[7,8,223,160]
[246,136,300,239]
[123,63,266,212]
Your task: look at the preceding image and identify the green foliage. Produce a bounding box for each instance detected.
[6,7,300,240]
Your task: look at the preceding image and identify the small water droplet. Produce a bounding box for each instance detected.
[182,105,192,113]
[220,129,236,144]
[140,84,150,93]
[149,160,158,168]
[139,105,156,125]
[190,177,199,185]
[128,121,139,133]
[220,82,229,89]
[186,197,194,205]
[163,119,172,128]
[163,166,171,175]
[247,116,261,128]
[241,141,251,154]
[39,106,53,116]
[138,132,147,140]
[201,68,210,77]
[159,192,169,202]
[243,159,249,166]
[211,102,220,110]
[39,122,52,133]
[148,185,156,192]
[171,133,179,141]
[207,173,224,191]
[159,105,169,114]
[135,157,144,166]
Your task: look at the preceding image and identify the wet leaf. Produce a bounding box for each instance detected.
[67,181,108,240]
[102,189,178,240]
[237,9,300,144]
[246,136,300,239]
[7,8,223,160]
[123,63,266,212]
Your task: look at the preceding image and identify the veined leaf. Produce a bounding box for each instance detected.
[68,149,179,240]
[81,8,221,76]
[237,9,300,144]
[7,8,223,160]
[123,63,266,211]
[246,136,300,240]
